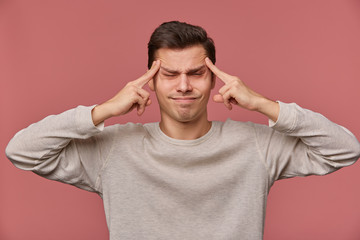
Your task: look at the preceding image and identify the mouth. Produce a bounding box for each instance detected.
[170,96,199,103]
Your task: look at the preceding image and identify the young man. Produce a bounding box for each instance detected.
[6,21,360,240]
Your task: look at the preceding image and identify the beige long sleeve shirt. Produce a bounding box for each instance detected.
[6,102,360,240]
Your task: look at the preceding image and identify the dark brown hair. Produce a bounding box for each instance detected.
[147,21,216,69]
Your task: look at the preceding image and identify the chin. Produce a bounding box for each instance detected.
[175,111,203,123]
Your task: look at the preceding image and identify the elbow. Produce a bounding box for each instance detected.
[5,141,23,169]
[330,138,360,168]
[5,140,17,164]
[341,126,360,164]
[346,138,360,166]
[353,141,360,163]
[5,140,36,171]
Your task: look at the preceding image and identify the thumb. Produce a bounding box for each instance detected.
[146,98,152,106]
[213,94,224,103]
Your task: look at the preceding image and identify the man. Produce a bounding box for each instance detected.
[6,21,360,240]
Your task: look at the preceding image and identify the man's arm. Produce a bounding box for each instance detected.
[5,60,160,192]
[5,105,111,193]
[256,102,360,181]
[205,57,360,180]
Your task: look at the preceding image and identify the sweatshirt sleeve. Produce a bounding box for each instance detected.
[255,101,360,183]
[5,105,115,194]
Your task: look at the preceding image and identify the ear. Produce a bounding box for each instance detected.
[148,79,155,91]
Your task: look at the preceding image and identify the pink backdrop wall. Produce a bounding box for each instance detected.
[1,0,360,239]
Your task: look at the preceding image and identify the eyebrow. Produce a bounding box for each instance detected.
[160,65,206,75]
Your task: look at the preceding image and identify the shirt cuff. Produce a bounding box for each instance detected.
[75,105,104,137]
[268,101,298,133]
[268,100,280,128]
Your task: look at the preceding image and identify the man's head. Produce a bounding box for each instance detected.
[146,21,217,125]
[147,21,216,69]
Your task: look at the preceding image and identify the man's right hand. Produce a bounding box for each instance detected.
[91,60,160,126]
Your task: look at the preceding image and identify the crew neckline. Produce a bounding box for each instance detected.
[147,121,219,146]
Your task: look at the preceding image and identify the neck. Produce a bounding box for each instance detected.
[159,115,212,140]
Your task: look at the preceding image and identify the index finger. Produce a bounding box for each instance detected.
[205,57,232,84]
[135,60,161,88]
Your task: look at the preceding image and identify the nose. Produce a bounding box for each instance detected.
[176,74,193,93]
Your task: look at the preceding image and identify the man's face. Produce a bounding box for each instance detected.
[149,45,215,124]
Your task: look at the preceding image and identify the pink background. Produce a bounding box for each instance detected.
[1,0,360,239]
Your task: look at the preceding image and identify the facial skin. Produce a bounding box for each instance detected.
[148,45,215,130]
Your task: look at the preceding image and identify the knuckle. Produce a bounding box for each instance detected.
[139,89,150,97]
[235,77,243,84]
[230,76,239,83]
[126,82,138,89]
[128,86,137,93]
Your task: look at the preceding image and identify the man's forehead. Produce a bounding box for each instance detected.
[155,45,207,70]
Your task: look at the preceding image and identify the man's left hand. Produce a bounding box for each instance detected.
[205,57,280,122]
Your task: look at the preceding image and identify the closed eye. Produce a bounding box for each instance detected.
[189,71,205,76]
[163,73,177,77]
